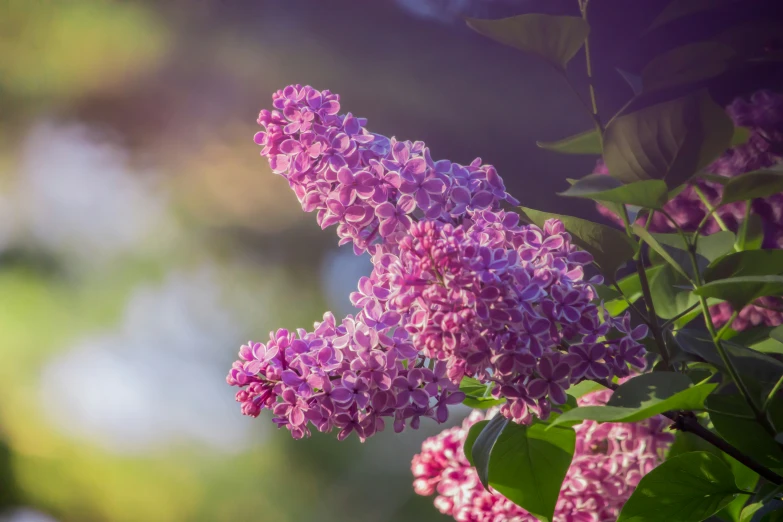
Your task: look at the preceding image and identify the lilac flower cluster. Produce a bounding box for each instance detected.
[412,388,674,522]
[594,90,783,331]
[227,85,650,441]
[253,84,517,255]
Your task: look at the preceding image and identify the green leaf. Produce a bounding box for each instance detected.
[707,394,783,468]
[693,275,783,310]
[459,377,505,408]
[675,329,783,400]
[465,14,590,70]
[567,379,607,399]
[736,213,764,251]
[537,129,601,155]
[618,452,743,522]
[650,264,699,319]
[721,170,783,205]
[731,127,752,147]
[559,174,669,209]
[705,250,783,282]
[603,91,734,188]
[641,42,736,93]
[486,421,575,522]
[464,420,489,467]
[772,325,783,344]
[648,0,741,31]
[633,224,691,280]
[519,207,636,282]
[470,414,508,489]
[548,372,716,426]
[718,454,759,522]
[602,265,666,316]
[750,337,783,355]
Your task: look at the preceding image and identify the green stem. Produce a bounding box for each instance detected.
[738,200,752,249]
[715,311,738,340]
[579,0,602,133]
[693,185,732,236]
[611,281,652,325]
[763,374,783,413]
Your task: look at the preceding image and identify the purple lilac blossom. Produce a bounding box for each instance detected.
[227,85,650,441]
[411,387,674,522]
[594,90,783,331]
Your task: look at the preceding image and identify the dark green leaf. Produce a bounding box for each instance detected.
[693,275,783,310]
[650,264,699,319]
[707,394,783,468]
[675,329,783,400]
[603,91,734,188]
[470,414,508,489]
[772,325,783,344]
[641,42,736,93]
[549,372,716,426]
[705,250,783,282]
[466,14,590,70]
[537,129,601,155]
[520,207,637,282]
[559,174,669,208]
[741,501,783,522]
[736,213,764,251]
[729,326,777,348]
[633,224,691,280]
[487,421,575,522]
[648,0,741,31]
[617,452,742,522]
[721,170,783,205]
[602,265,665,316]
[464,420,489,467]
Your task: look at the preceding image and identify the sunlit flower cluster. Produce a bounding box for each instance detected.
[227,85,649,440]
[594,90,783,331]
[412,388,674,522]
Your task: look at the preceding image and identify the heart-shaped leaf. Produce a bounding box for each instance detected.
[549,372,716,426]
[464,420,489,467]
[485,421,575,522]
[466,14,589,70]
[537,129,601,155]
[650,265,699,319]
[693,275,783,310]
[559,174,669,209]
[617,452,743,522]
[721,169,783,205]
[641,41,736,93]
[520,207,637,282]
[603,91,734,188]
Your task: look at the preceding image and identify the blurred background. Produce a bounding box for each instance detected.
[0,1,781,521]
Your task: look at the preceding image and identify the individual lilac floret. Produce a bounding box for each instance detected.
[593,90,783,331]
[253,84,519,254]
[411,387,674,522]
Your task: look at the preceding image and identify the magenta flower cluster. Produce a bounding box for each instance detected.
[594,90,783,332]
[412,388,674,522]
[227,85,649,441]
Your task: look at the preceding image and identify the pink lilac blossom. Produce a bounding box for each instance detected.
[412,388,674,522]
[227,85,650,441]
[594,90,783,331]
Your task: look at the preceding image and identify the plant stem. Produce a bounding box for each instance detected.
[693,185,731,234]
[661,302,700,329]
[594,379,783,485]
[715,311,738,340]
[738,200,752,248]
[637,251,671,368]
[611,281,653,326]
[764,374,783,412]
